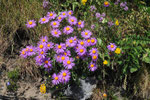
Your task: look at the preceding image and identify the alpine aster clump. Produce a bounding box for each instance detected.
[22,10,100,86]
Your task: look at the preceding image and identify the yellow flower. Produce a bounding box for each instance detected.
[40,84,46,94]
[115,20,119,26]
[103,93,107,97]
[115,48,121,54]
[103,60,108,65]
[82,0,87,5]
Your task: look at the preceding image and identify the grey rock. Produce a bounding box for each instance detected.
[65,77,97,100]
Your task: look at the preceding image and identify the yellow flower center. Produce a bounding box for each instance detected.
[110,45,114,48]
[57,56,60,58]
[87,39,91,43]
[78,22,81,25]
[66,27,70,31]
[58,45,62,49]
[61,56,65,60]
[42,39,45,42]
[69,39,73,43]
[39,45,43,49]
[91,39,95,43]
[54,31,57,34]
[25,48,29,51]
[58,17,61,19]
[69,12,72,15]
[30,49,33,52]
[28,21,33,25]
[62,13,66,15]
[55,77,58,80]
[74,38,76,40]
[41,51,44,54]
[53,22,57,25]
[50,13,53,16]
[47,44,50,47]
[45,60,48,64]
[85,32,88,35]
[71,19,74,22]
[63,72,67,76]
[42,18,46,22]
[22,51,25,55]
[76,56,79,59]
[104,1,109,5]
[80,41,84,45]
[80,49,84,53]
[90,64,94,67]
[93,55,97,59]
[67,60,71,64]
[92,50,96,54]
[64,52,67,55]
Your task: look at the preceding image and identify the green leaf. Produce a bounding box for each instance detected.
[97,38,102,45]
[130,67,138,73]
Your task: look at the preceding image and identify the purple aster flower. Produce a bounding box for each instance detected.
[47,11,57,20]
[96,13,101,18]
[120,2,126,8]
[43,58,52,69]
[37,50,47,58]
[39,16,49,24]
[89,48,98,56]
[27,46,36,56]
[57,15,64,22]
[43,0,49,8]
[108,21,114,27]
[54,43,66,54]
[81,30,92,39]
[63,57,75,69]
[46,42,54,50]
[61,11,68,18]
[26,20,36,28]
[101,13,106,17]
[124,6,128,11]
[63,50,71,57]
[59,70,71,83]
[88,62,97,71]
[86,38,92,47]
[51,29,61,37]
[114,0,120,5]
[68,16,77,25]
[20,48,28,58]
[6,82,10,86]
[92,54,98,61]
[50,21,60,28]
[52,73,61,85]
[35,55,45,66]
[77,39,87,47]
[68,10,73,16]
[104,1,110,7]
[76,46,86,56]
[40,36,48,43]
[91,24,95,29]
[90,38,97,46]
[37,42,47,52]
[59,55,69,63]
[90,5,96,11]
[107,43,117,51]
[63,26,74,35]
[54,54,61,63]
[99,17,104,22]
[66,37,77,47]
[77,20,84,28]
